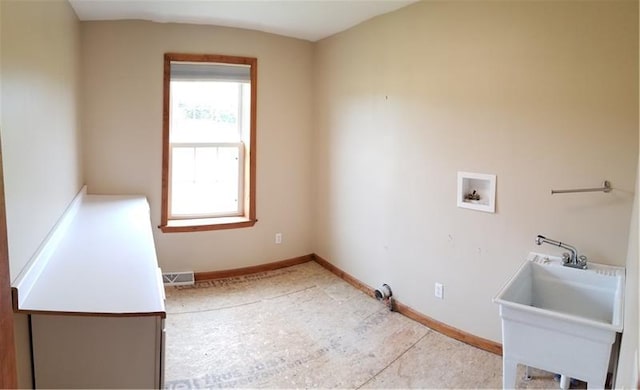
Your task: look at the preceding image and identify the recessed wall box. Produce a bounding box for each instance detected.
[457,171,496,213]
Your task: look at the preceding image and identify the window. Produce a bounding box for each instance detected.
[160,53,257,232]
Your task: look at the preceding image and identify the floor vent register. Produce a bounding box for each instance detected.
[162,271,195,286]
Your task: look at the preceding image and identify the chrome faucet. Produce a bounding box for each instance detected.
[535,235,587,269]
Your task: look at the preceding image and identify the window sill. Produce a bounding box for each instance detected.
[159,217,257,233]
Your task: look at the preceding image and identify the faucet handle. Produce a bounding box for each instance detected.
[577,255,588,269]
[561,253,571,263]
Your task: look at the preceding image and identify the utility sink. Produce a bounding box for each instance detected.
[494,252,625,389]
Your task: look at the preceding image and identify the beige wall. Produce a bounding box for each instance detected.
[313,1,638,343]
[81,21,314,272]
[1,0,638,386]
[0,0,83,283]
[0,0,83,387]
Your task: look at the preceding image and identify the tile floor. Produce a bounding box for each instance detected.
[163,261,570,389]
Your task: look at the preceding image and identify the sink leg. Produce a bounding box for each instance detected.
[559,375,570,390]
[503,357,518,389]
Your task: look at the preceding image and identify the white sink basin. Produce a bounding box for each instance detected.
[494,252,625,389]
[496,252,624,331]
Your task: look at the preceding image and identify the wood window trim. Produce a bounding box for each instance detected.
[159,53,257,233]
[161,217,257,233]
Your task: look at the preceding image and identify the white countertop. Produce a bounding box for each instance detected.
[14,194,165,317]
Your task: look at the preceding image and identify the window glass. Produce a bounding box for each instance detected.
[170,146,241,216]
[170,81,243,143]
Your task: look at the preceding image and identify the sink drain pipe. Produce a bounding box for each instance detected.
[375,284,394,311]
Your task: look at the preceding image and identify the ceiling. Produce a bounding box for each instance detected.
[68,0,417,42]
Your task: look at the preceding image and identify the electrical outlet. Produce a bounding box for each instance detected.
[435,282,444,299]
[275,233,282,244]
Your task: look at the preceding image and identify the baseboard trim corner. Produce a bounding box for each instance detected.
[311,254,377,299]
[311,253,502,356]
[191,252,502,356]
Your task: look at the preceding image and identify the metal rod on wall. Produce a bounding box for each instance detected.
[551,180,612,195]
